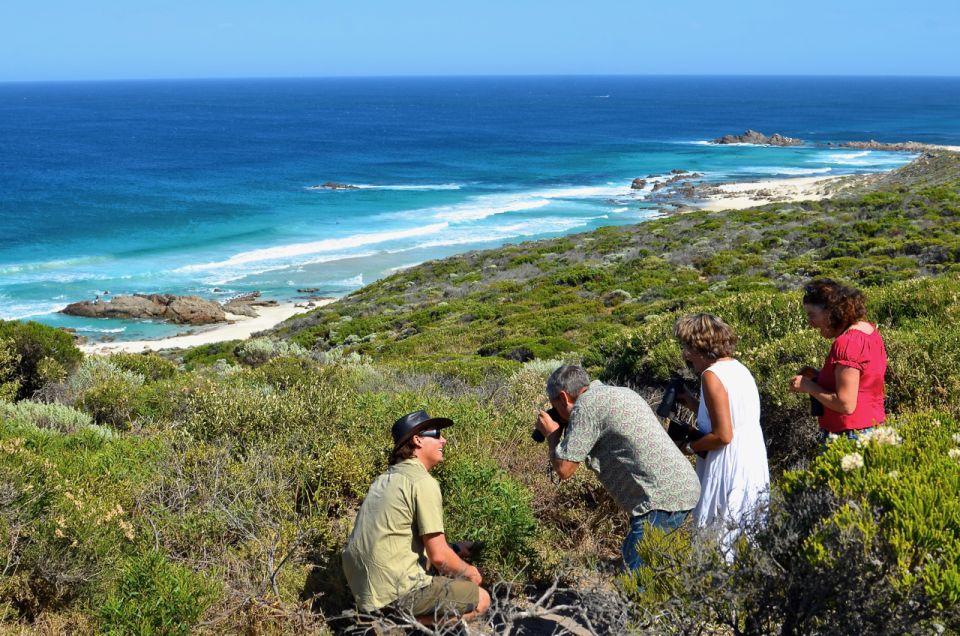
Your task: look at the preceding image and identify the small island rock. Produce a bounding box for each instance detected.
[711,130,802,146]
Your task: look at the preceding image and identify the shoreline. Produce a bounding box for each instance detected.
[694,174,854,211]
[80,299,334,355]
[61,151,960,355]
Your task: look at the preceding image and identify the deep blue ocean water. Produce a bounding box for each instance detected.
[2,76,959,340]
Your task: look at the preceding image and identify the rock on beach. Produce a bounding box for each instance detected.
[62,294,227,325]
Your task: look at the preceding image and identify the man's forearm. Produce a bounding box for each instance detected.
[431,545,472,578]
[547,431,578,480]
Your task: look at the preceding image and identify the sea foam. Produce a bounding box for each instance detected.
[740,166,833,176]
[306,183,462,191]
[176,223,449,274]
[394,184,633,223]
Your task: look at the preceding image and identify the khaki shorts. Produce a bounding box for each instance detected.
[395,576,480,617]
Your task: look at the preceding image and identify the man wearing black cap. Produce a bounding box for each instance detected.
[342,410,491,623]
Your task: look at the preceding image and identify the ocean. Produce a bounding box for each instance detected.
[2,76,959,341]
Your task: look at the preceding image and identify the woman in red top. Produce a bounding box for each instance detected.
[789,279,887,440]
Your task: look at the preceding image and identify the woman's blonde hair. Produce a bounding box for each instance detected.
[674,313,737,360]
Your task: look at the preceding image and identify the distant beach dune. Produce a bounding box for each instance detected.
[81,300,333,355]
[696,175,850,211]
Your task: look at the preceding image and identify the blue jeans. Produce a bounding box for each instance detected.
[622,509,690,571]
[817,426,873,446]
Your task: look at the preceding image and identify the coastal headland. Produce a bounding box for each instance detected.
[73,144,957,353]
[3,147,959,634]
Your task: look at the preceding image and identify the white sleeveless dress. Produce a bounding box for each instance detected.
[693,359,770,544]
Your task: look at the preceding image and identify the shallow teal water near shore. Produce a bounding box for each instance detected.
[2,76,957,341]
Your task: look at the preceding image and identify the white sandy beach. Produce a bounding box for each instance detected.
[696,175,850,211]
[81,299,334,355]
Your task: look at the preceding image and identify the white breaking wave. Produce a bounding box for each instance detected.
[75,326,127,334]
[0,300,70,321]
[175,223,449,274]
[406,217,592,250]
[325,274,364,287]
[392,184,633,223]
[388,262,424,273]
[352,183,462,191]
[306,183,462,191]
[816,150,907,167]
[741,166,833,176]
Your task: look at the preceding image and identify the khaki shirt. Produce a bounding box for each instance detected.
[342,458,445,611]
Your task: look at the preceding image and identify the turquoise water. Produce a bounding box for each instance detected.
[2,76,957,341]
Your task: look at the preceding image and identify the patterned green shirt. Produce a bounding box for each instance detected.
[554,381,701,516]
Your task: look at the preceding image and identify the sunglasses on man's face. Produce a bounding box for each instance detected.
[417,429,442,439]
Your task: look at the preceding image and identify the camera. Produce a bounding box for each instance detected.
[810,395,824,416]
[656,374,686,419]
[657,374,706,444]
[532,407,566,443]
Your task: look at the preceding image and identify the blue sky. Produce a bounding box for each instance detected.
[2,0,958,81]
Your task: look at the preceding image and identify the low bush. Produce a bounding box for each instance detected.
[0,421,163,622]
[437,456,539,578]
[0,320,82,400]
[235,337,307,367]
[99,550,220,635]
[0,339,20,403]
[0,400,95,435]
[67,358,145,430]
[623,412,960,635]
[107,352,178,382]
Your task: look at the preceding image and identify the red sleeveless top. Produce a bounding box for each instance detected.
[817,326,887,432]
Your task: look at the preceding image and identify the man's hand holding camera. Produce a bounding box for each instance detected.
[536,408,562,442]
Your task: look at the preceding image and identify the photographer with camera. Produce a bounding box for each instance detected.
[535,365,701,571]
[674,313,769,555]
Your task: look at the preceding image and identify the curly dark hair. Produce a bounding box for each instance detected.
[802,278,867,332]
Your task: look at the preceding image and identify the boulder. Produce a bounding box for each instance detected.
[61,294,226,325]
[630,178,647,190]
[711,129,802,146]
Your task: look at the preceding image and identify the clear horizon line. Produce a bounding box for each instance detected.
[3,72,960,85]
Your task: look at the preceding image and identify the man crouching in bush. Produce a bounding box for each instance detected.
[342,410,491,624]
[536,365,701,571]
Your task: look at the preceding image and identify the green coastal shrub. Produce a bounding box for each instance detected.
[0,421,163,621]
[437,456,538,577]
[0,320,82,400]
[67,357,145,430]
[99,550,220,635]
[0,400,94,434]
[180,339,242,369]
[249,355,322,391]
[235,337,307,367]
[0,339,20,403]
[107,352,178,382]
[622,413,960,634]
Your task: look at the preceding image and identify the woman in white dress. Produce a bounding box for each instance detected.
[673,313,770,553]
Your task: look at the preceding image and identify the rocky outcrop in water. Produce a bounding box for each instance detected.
[62,294,226,325]
[650,172,703,193]
[834,140,943,152]
[312,182,360,190]
[711,130,802,146]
